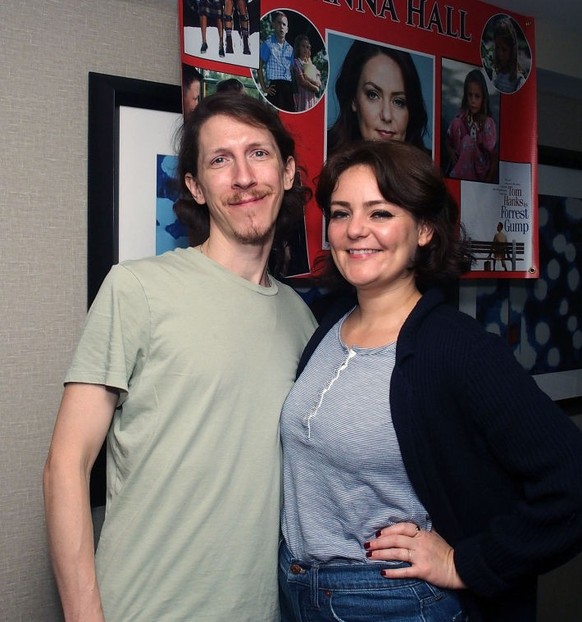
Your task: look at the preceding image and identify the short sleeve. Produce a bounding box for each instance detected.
[259,40,270,63]
[65,264,150,398]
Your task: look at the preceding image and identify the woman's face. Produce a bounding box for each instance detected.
[351,54,409,142]
[299,40,311,60]
[327,164,432,293]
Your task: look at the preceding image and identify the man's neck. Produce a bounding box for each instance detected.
[198,237,272,287]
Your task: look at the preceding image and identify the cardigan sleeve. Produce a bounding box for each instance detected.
[449,325,582,597]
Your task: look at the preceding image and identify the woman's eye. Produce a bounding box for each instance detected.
[371,210,392,219]
[393,97,408,109]
[364,89,380,101]
[330,210,349,219]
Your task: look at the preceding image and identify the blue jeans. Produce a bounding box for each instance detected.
[279,541,467,622]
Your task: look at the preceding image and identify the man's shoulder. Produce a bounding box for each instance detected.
[120,248,195,275]
[107,248,202,294]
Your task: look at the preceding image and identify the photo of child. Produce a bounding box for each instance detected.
[444,67,498,182]
[482,13,531,94]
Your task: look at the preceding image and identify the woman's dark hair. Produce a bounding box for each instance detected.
[293,34,310,58]
[315,140,472,291]
[493,16,520,79]
[327,41,429,155]
[174,92,310,276]
[462,69,492,124]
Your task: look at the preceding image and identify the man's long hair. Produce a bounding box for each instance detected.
[174,92,310,276]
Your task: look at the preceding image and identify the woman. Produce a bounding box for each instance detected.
[279,140,582,621]
[292,34,322,112]
[327,40,429,156]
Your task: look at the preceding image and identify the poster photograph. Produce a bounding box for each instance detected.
[179,0,538,279]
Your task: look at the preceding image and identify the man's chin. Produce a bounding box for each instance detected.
[234,226,275,247]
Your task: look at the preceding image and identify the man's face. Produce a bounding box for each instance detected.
[185,114,295,248]
[273,15,288,41]
[183,80,201,115]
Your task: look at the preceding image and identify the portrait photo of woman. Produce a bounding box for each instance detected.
[326,33,434,157]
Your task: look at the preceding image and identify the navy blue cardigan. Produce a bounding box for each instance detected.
[297,288,582,621]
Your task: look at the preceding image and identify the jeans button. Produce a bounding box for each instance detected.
[290,563,304,574]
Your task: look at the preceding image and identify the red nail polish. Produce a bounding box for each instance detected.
[375,530,382,537]
[366,551,372,558]
[364,541,371,550]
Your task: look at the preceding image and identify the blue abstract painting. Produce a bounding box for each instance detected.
[156,154,189,254]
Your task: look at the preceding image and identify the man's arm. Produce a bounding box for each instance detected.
[258,57,275,97]
[43,383,118,622]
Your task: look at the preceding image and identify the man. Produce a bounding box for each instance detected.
[43,93,317,622]
[491,221,508,271]
[258,11,295,112]
[182,64,203,117]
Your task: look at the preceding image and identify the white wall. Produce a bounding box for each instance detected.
[0,1,179,619]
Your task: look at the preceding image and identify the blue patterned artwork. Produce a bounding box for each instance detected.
[476,194,582,374]
[156,154,189,254]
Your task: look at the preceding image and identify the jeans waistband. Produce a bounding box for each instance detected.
[279,540,419,591]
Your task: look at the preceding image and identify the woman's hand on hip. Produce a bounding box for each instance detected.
[364,522,466,590]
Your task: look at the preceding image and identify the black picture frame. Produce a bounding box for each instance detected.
[87,72,181,506]
[87,72,182,307]
[538,145,582,170]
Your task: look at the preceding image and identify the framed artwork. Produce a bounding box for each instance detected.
[459,145,582,414]
[87,72,182,505]
[87,72,182,306]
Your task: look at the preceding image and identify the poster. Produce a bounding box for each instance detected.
[179,0,537,279]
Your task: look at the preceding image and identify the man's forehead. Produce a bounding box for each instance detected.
[198,115,277,149]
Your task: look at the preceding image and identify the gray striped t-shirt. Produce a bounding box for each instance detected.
[281,312,431,563]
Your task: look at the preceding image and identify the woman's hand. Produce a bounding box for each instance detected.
[364,522,466,590]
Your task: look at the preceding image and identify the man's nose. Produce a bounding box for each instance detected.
[232,159,257,188]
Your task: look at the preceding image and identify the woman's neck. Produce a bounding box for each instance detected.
[342,283,422,348]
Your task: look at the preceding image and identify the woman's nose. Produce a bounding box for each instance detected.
[380,102,392,122]
[346,214,368,238]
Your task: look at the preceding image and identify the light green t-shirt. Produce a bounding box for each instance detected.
[66,247,317,621]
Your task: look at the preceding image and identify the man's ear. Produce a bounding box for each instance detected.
[283,156,296,191]
[185,173,205,205]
